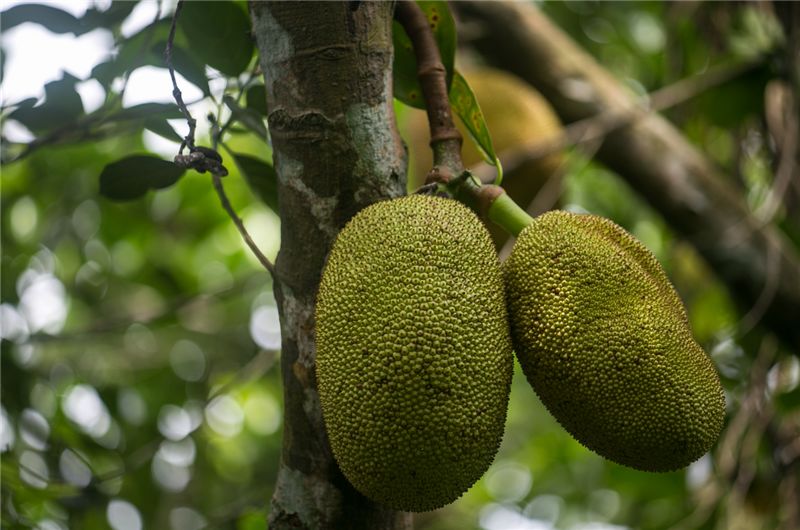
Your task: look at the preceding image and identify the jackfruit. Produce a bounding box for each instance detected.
[503,211,725,472]
[399,68,564,246]
[315,194,513,511]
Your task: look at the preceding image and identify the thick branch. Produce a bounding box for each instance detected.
[458,1,800,350]
[250,2,409,529]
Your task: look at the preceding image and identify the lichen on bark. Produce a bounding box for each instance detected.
[249,2,410,529]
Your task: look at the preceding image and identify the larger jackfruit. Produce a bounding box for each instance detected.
[315,194,513,511]
[504,211,725,472]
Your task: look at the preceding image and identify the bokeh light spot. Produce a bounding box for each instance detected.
[107,499,143,530]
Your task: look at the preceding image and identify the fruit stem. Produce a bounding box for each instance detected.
[394,2,532,238]
[486,190,534,236]
[446,173,534,236]
[395,1,464,179]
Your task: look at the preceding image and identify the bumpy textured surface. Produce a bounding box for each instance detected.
[316,195,513,511]
[504,211,725,472]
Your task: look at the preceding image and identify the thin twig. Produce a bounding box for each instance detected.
[165,0,195,153]
[208,348,278,401]
[395,1,463,181]
[212,169,276,276]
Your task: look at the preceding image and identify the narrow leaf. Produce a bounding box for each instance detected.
[449,71,503,183]
[91,18,173,86]
[180,1,254,77]
[1,4,84,34]
[99,155,185,201]
[9,74,84,133]
[81,2,137,30]
[151,42,211,97]
[144,119,182,142]
[113,103,183,121]
[233,153,277,211]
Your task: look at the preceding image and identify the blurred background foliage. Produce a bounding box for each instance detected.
[1,1,798,530]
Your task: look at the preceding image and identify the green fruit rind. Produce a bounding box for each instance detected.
[316,195,514,511]
[504,210,725,472]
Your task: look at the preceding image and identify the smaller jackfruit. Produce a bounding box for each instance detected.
[504,211,725,472]
[316,194,513,511]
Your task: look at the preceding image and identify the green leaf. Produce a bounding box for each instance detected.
[233,153,277,211]
[91,20,210,98]
[6,97,38,113]
[99,155,185,201]
[113,103,184,121]
[144,119,182,142]
[2,1,137,35]
[104,103,184,143]
[152,41,211,97]
[224,95,268,140]
[91,19,173,87]
[0,4,84,34]
[179,1,254,77]
[81,1,137,30]
[449,71,503,183]
[9,74,84,133]
[392,1,456,109]
[246,85,268,116]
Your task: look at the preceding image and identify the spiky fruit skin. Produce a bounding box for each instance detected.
[504,211,725,472]
[315,195,513,511]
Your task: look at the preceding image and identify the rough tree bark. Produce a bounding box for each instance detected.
[457,1,800,350]
[249,2,411,529]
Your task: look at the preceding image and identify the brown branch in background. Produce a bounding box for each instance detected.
[735,82,800,336]
[470,57,767,185]
[395,1,463,182]
[487,58,768,258]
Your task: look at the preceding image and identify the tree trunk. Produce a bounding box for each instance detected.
[250,2,411,529]
[457,0,800,350]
